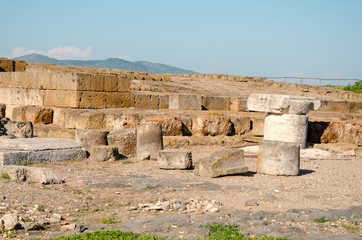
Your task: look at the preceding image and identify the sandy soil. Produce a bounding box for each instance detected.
[1,145,360,227]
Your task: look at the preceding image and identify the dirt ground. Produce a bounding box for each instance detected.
[1,145,360,228]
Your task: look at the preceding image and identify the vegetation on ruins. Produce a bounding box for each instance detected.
[326,80,362,93]
[31,224,292,240]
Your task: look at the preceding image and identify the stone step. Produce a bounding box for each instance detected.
[0,138,86,165]
[33,124,75,139]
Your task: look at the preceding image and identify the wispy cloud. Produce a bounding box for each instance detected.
[11,46,93,60]
[116,55,133,62]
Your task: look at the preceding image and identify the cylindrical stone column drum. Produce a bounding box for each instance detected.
[137,122,163,160]
[257,140,300,176]
[264,114,308,149]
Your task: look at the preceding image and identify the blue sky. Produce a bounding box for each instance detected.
[1,0,362,79]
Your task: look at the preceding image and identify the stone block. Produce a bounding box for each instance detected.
[247,93,320,114]
[159,94,169,109]
[158,149,192,169]
[0,88,44,106]
[56,72,77,90]
[194,148,248,177]
[137,122,163,160]
[230,116,251,135]
[257,140,300,176]
[104,75,119,92]
[106,113,137,131]
[79,91,106,108]
[3,120,33,138]
[14,60,26,72]
[0,138,87,165]
[0,58,14,72]
[289,99,313,115]
[192,116,233,136]
[35,72,57,90]
[33,125,75,139]
[264,114,308,149]
[75,129,109,152]
[89,146,121,162]
[169,94,202,110]
[106,92,135,108]
[118,74,132,92]
[230,97,247,111]
[43,90,80,108]
[321,121,362,145]
[12,106,53,124]
[107,128,137,156]
[0,72,11,87]
[201,96,230,110]
[14,72,36,89]
[90,74,104,91]
[135,93,159,109]
[140,116,183,136]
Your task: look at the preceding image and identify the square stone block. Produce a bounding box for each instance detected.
[158,149,192,169]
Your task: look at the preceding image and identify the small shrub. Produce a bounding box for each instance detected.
[100,217,116,224]
[315,216,328,223]
[1,173,10,179]
[37,206,45,212]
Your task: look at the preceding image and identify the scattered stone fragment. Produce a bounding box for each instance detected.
[75,129,109,152]
[89,145,122,162]
[257,140,300,176]
[0,165,63,184]
[245,199,259,207]
[137,122,163,160]
[1,213,22,230]
[107,128,137,156]
[194,148,248,177]
[158,149,192,169]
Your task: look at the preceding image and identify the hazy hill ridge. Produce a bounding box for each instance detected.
[14,54,196,74]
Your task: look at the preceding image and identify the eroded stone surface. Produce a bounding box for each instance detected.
[194,148,248,177]
[107,128,137,156]
[137,122,163,160]
[158,149,192,169]
[257,140,300,176]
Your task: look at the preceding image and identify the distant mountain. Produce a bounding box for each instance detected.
[14,54,196,74]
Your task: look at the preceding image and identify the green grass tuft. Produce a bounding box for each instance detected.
[315,216,328,223]
[1,172,10,179]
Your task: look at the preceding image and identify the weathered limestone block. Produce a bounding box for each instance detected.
[0,138,87,165]
[230,97,247,112]
[12,106,53,124]
[75,112,106,129]
[75,129,109,152]
[43,90,80,108]
[107,128,137,156]
[0,104,5,118]
[257,140,300,176]
[230,116,251,135]
[140,116,183,136]
[288,99,313,115]
[318,100,362,114]
[247,93,320,114]
[135,93,160,109]
[0,88,44,106]
[0,72,11,88]
[104,75,119,92]
[89,146,121,162]
[3,120,33,138]
[33,125,75,139]
[137,122,163,160]
[0,165,63,184]
[264,114,308,149]
[158,149,192,169]
[169,94,202,110]
[36,72,57,90]
[201,96,230,110]
[192,116,233,136]
[0,58,15,72]
[79,91,106,108]
[194,148,248,177]
[321,121,362,145]
[159,94,170,109]
[106,93,135,108]
[106,114,138,131]
[250,117,265,137]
